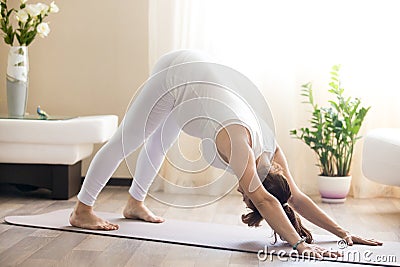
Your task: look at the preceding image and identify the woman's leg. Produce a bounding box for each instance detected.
[128,119,180,201]
[76,126,125,207]
[123,118,180,222]
[70,72,176,230]
[77,91,176,206]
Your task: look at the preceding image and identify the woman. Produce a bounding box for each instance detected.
[70,50,382,258]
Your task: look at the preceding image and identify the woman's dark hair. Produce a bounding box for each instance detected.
[241,163,313,244]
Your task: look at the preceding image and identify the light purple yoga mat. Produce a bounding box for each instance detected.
[5,209,399,266]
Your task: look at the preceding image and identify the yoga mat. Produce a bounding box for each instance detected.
[5,209,399,266]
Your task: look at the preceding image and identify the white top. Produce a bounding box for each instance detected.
[162,50,276,178]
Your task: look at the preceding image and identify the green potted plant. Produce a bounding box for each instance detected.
[290,65,370,203]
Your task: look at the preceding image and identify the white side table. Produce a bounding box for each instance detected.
[0,115,118,199]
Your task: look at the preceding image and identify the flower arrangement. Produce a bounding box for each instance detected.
[0,0,59,46]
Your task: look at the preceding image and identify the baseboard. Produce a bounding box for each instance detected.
[81,177,132,187]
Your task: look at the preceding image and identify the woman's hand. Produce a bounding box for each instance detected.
[342,233,383,247]
[295,242,342,259]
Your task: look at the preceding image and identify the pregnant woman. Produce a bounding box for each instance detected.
[70,50,382,258]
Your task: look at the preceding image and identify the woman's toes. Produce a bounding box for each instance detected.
[107,222,118,230]
[148,216,162,223]
[154,216,164,223]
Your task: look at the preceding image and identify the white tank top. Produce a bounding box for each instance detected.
[162,50,276,179]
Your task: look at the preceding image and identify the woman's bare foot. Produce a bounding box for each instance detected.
[69,201,119,231]
[123,196,164,223]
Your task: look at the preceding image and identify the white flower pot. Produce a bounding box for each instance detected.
[6,46,29,117]
[318,175,352,203]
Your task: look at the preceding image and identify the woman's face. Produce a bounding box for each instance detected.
[237,185,253,208]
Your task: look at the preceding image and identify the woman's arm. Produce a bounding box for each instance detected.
[231,143,303,247]
[273,145,382,246]
[216,125,327,256]
[273,145,348,238]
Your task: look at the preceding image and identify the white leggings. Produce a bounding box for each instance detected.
[77,52,183,206]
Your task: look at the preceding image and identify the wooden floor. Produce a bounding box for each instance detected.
[0,184,399,267]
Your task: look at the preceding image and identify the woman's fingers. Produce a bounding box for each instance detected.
[313,245,342,258]
[318,248,342,258]
[345,235,354,246]
[346,234,383,246]
[303,250,323,260]
[300,246,342,259]
[352,236,383,246]
[297,234,383,261]
[366,238,383,245]
[296,246,322,260]
[297,244,344,260]
[369,239,383,245]
[361,239,383,246]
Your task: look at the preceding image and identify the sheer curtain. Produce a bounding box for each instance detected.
[148,0,400,198]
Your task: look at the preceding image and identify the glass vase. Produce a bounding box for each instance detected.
[6,46,29,117]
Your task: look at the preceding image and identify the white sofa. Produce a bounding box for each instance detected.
[362,128,400,186]
[0,115,118,199]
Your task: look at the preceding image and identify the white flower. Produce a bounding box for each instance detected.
[37,22,50,38]
[50,2,59,13]
[15,9,29,23]
[26,3,48,17]
[20,0,28,4]
[26,4,41,17]
[36,3,49,16]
